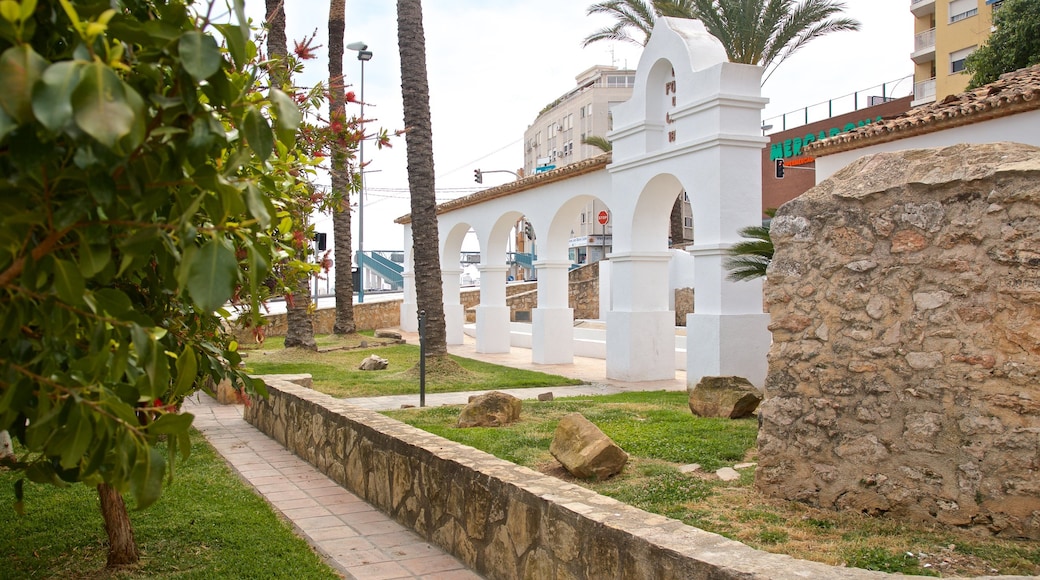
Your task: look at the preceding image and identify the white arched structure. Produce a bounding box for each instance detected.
[399,18,771,387]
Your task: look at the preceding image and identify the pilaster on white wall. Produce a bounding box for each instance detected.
[687,312,770,388]
[475,265,511,354]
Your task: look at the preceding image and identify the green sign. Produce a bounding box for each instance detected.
[769,116,883,161]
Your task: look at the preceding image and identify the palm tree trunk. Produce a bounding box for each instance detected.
[266,0,316,349]
[328,0,356,334]
[397,0,447,356]
[98,483,139,568]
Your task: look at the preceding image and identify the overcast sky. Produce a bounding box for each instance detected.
[243,1,914,252]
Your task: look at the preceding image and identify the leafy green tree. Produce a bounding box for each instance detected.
[724,209,775,281]
[966,0,1040,89]
[0,0,322,566]
[584,0,859,84]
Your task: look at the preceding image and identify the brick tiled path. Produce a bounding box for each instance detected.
[187,394,481,580]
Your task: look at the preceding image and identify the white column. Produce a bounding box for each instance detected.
[598,259,611,320]
[441,268,464,345]
[475,265,511,353]
[686,243,770,388]
[532,260,573,364]
[605,252,674,381]
[399,270,418,332]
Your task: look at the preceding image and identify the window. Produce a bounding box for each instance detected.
[948,0,977,22]
[950,46,975,73]
[561,114,573,131]
[605,75,635,88]
[684,217,693,228]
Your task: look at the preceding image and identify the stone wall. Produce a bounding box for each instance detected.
[246,378,920,580]
[757,143,1040,539]
[235,298,404,340]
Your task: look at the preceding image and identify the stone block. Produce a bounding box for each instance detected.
[549,413,628,480]
[457,391,522,428]
[688,376,762,419]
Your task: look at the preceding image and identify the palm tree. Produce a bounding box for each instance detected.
[267,0,316,350]
[397,0,448,357]
[687,0,860,84]
[584,0,859,84]
[328,0,357,335]
[723,209,775,281]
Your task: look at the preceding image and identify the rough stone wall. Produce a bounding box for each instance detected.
[246,378,919,580]
[233,298,403,340]
[570,262,600,320]
[757,143,1040,539]
[675,288,694,326]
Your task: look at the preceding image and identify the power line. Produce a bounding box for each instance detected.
[436,138,522,178]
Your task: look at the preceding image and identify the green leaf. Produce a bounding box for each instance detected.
[72,61,135,148]
[242,106,273,162]
[0,44,47,123]
[215,22,248,70]
[186,238,237,312]
[245,183,272,228]
[175,430,191,461]
[0,1,19,23]
[52,258,86,305]
[269,88,301,146]
[59,407,93,469]
[130,447,165,509]
[20,0,36,19]
[172,346,197,399]
[178,31,221,81]
[32,60,82,131]
[93,288,131,316]
[78,241,110,278]
[147,412,194,436]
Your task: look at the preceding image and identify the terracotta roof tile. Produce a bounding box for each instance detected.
[395,153,611,224]
[804,64,1040,157]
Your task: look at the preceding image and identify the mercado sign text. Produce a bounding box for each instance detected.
[770,116,883,161]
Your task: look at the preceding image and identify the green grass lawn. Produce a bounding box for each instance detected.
[243,341,584,398]
[0,431,338,579]
[385,391,1040,577]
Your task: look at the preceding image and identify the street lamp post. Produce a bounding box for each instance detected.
[347,41,372,303]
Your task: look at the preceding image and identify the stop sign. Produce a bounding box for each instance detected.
[597,210,609,225]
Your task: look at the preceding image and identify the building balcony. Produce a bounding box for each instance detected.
[911,0,935,16]
[912,28,936,64]
[913,77,936,105]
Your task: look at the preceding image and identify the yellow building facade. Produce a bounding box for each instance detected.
[912,0,1002,105]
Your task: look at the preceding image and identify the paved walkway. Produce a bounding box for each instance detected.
[187,394,481,580]
[189,330,688,578]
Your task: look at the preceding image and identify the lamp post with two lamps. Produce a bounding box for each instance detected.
[346,41,372,303]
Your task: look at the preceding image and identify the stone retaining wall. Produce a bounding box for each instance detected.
[758,143,1040,539]
[244,378,960,580]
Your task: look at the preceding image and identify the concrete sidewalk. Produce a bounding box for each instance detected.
[344,331,688,411]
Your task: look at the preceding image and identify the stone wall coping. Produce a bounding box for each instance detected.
[246,378,1032,579]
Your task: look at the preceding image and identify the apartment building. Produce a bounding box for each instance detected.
[912,0,1002,105]
[522,65,693,266]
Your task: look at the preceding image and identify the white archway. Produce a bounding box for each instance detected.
[400,17,771,386]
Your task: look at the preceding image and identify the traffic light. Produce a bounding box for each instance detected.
[775,159,785,179]
[524,221,535,240]
[474,169,483,184]
[312,232,327,251]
